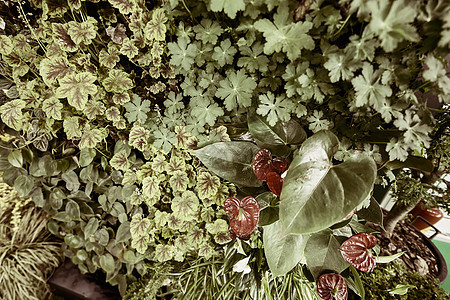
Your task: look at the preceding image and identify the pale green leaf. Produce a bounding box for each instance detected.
[263,221,309,276]
[280,131,377,234]
[56,72,98,110]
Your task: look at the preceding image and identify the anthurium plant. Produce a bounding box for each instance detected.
[0,0,449,298]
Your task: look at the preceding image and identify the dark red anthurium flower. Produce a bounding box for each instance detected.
[224,196,260,238]
[252,149,288,181]
[317,273,348,300]
[266,172,283,196]
[339,232,377,272]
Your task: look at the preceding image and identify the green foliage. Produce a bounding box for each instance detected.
[0,203,63,300]
[1,0,450,297]
[349,261,450,300]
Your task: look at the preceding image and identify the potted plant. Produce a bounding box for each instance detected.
[0,0,449,299]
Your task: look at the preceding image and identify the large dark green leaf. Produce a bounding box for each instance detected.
[356,197,383,227]
[280,131,377,234]
[385,156,434,172]
[192,141,262,187]
[263,220,309,277]
[304,229,349,279]
[247,109,306,157]
[256,192,279,226]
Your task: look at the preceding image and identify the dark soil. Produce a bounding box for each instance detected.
[368,218,439,279]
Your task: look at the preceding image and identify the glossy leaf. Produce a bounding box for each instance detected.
[349,266,365,300]
[316,273,348,300]
[79,148,96,167]
[385,156,434,172]
[8,150,23,168]
[193,141,262,187]
[356,196,383,227]
[266,172,283,196]
[248,109,306,157]
[225,196,260,237]
[252,149,272,181]
[375,251,404,264]
[263,220,308,276]
[280,131,377,234]
[339,233,377,272]
[14,175,34,197]
[66,200,81,220]
[116,221,131,244]
[304,229,349,279]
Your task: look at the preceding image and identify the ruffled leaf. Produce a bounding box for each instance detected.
[225,196,260,237]
[0,99,26,131]
[339,232,377,272]
[56,72,97,111]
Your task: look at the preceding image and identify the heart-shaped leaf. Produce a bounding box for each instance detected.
[193,141,262,187]
[280,131,377,234]
[304,229,349,279]
[253,149,272,181]
[225,196,260,237]
[248,109,306,157]
[266,171,283,196]
[316,273,348,300]
[263,220,309,276]
[339,232,377,272]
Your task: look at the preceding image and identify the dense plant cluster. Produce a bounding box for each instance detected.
[349,261,450,300]
[0,0,449,298]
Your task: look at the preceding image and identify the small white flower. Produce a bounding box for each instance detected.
[233,256,251,274]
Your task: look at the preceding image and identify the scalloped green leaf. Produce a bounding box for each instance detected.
[39,56,73,86]
[42,97,63,120]
[110,150,130,171]
[79,125,106,149]
[144,8,167,41]
[63,117,82,140]
[67,18,97,45]
[196,172,220,200]
[172,190,199,221]
[280,131,377,234]
[263,221,309,277]
[56,72,97,110]
[210,0,245,19]
[169,170,189,192]
[192,141,262,187]
[130,214,151,238]
[103,69,133,93]
[0,99,26,131]
[52,23,77,52]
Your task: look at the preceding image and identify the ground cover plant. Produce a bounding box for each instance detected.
[0,0,449,299]
[0,174,63,300]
